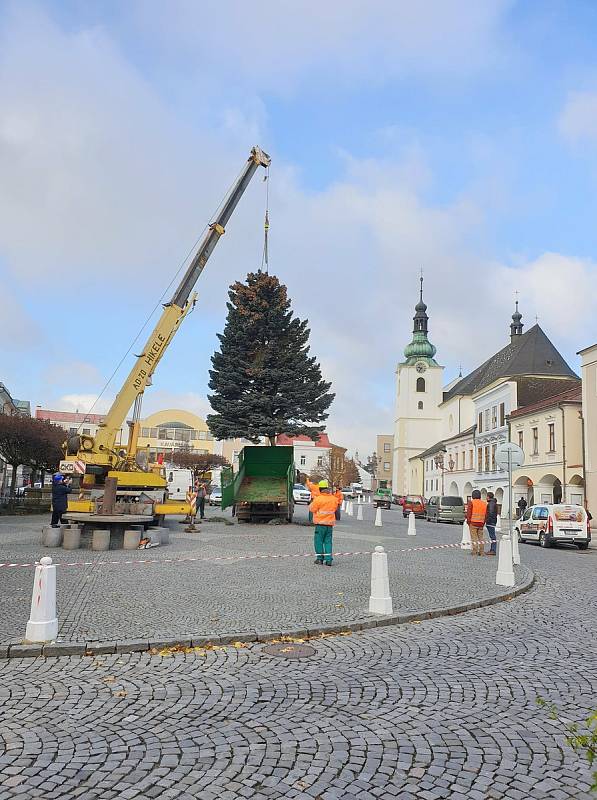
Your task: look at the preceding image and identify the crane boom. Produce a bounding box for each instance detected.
[68,146,270,468]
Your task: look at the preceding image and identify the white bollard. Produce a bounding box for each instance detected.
[347,501,354,517]
[374,507,383,527]
[25,556,58,643]
[461,520,472,550]
[357,504,363,521]
[408,511,417,536]
[342,500,346,512]
[511,527,521,565]
[368,546,393,614]
[495,533,515,587]
[496,515,502,532]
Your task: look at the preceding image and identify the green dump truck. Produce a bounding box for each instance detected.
[374,481,392,509]
[221,446,295,523]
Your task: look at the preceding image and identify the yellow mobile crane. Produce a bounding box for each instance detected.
[61,146,271,519]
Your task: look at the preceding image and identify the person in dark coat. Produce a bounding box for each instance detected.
[517,496,527,519]
[51,474,71,527]
[485,491,498,555]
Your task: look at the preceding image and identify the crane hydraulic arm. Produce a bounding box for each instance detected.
[67,146,271,469]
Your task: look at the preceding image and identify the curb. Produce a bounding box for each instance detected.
[1,567,536,660]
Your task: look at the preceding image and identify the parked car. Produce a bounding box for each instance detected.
[341,487,356,499]
[293,484,312,504]
[402,494,426,518]
[426,495,465,524]
[208,487,222,506]
[515,503,590,550]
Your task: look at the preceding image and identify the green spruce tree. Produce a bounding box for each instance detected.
[207,271,334,445]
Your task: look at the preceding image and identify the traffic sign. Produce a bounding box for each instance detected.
[495,442,525,469]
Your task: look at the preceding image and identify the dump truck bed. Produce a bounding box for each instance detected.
[236,476,288,503]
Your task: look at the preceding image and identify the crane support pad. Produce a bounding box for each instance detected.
[154,501,191,515]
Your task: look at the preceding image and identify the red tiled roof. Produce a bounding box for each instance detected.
[277,433,331,447]
[36,409,105,424]
[509,386,582,418]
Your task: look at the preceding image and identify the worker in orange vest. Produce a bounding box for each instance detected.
[466,489,488,556]
[309,480,341,566]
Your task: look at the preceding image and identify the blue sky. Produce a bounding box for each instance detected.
[1,0,597,455]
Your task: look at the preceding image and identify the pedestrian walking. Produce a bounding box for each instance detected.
[50,473,71,527]
[309,480,341,566]
[485,491,498,556]
[517,496,527,519]
[466,489,487,556]
[186,485,198,527]
[196,481,207,519]
[333,484,343,520]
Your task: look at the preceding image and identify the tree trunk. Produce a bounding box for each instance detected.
[9,463,18,498]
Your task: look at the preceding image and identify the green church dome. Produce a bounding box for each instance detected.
[403,277,439,366]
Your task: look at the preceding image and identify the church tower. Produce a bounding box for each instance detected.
[392,278,444,495]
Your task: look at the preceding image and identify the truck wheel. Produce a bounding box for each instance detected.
[577,542,589,550]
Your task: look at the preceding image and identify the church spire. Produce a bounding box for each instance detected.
[510,297,523,342]
[403,275,438,365]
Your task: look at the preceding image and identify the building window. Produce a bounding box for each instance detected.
[425,480,428,491]
[484,409,490,431]
[477,447,483,472]
[492,406,498,429]
[418,401,424,410]
[518,430,523,450]
[82,428,90,435]
[317,456,323,467]
[142,427,150,437]
[548,423,555,452]
[384,443,391,452]
[383,462,390,471]
[68,427,77,435]
[478,412,483,433]
[416,377,425,393]
[300,455,306,466]
[469,449,474,469]
[499,403,506,427]
[484,446,490,472]
[491,444,497,471]
[532,427,539,455]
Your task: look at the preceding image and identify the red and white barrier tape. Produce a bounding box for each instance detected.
[0,542,464,570]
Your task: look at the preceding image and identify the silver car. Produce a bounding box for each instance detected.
[426,495,465,524]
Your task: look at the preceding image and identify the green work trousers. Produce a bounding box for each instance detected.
[314,525,333,564]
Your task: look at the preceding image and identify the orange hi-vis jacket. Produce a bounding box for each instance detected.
[335,489,343,505]
[309,493,340,526]
[467,498,488,527]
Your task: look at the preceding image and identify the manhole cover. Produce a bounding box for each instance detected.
[261,643,317,659]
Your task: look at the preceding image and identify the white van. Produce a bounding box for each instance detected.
[167,468,194,499]
[516,503,591,550]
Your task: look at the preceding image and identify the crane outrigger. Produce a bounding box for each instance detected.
[61,146,271,519]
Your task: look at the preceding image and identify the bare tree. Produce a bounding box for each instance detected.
[0,415,64,496]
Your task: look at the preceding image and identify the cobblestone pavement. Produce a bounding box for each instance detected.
[0,508,528,644]
[0,539,595,799]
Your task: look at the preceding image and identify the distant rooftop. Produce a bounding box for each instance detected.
[443,324,578,402]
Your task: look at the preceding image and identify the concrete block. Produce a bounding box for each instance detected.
[85,641,117,655]
[62,528,81,550]
[191,635,221,648]
[9,644,43,658]
[149,638,192,650]
[115,639,150,653]
[43,642,86,657]
[92,529,110,551]
[123,529,141,550]
[42,526,62,547]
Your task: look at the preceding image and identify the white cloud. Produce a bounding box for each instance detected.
[128,0,513,92]
[558,90,597,143]
[57,394,112,415]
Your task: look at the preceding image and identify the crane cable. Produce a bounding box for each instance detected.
[260,165,270,274]
[76,158,252,432]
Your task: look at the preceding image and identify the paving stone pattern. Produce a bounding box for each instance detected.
[0,542,595,798]
[0,508,528,644]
